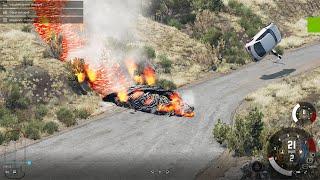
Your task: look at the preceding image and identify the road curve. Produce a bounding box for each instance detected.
[3,43,320,180]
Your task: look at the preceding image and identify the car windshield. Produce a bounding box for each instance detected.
[254,42,266,57]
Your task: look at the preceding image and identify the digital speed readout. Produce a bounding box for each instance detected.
[268,128,317,177]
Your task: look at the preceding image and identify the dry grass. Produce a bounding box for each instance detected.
[137,17,217,86]
[0,24,101,142]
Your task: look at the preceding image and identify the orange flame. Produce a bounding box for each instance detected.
[84,65,97,82]
[143,66,156,86]
[157,92,195,117]
[76,72,86,83]
[117,91,129,103]
[125,59,156,86]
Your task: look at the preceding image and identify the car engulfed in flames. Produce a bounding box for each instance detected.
[71,59,195,118]
[104,85,195,117]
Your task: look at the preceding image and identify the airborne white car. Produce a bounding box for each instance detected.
[245,23,282,61]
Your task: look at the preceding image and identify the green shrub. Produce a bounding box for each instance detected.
[228,0,263,38]
[5,84,30,110]
[5,130,20,142]
[225,49,248,65]
[180,13,196,24]
[74,108,91,119]
[239,16,263,38]
[213,119,230,144]
[35,105,48,120]
[157,79,177,90]
[142,46,156,59]
[56,107,76,127]
[201,27,223,47]
[43,121,59,135]
[213,107,264,156]
[229,0,251,16]
[16,109,33,123]
[220,31,249,65]
[192,0,224,12]
[222,31,242,48]
[0,110,18,128]
[25,121,43,140]
[207,0,224,12]
[167,18,183,30]
[158,54,173,73]
[0,132,4,145]
[275,46,284,55]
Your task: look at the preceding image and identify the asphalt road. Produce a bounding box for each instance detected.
[2,43,320,180]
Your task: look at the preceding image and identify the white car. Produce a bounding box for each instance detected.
[245,23,282,61]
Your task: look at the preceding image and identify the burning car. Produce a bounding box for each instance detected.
[70,59,195,118]
[104,85,195,117]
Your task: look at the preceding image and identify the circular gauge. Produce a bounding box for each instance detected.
[292,102,317,125]
[268,128,317,177]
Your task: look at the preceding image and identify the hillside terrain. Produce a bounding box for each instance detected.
[0,24,100,145]
[139,0,320,85]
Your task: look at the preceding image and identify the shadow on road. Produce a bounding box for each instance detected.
[260,69,296,80]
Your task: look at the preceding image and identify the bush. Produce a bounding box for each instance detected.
[221,31,249,65]
[167,18,183,30]
[192,0,224,12]
[201,27,223,47]
[56,107,76,127]
[74,108,91,119]
[5,130,20,142]
[16,109,33,123]
[142,46,156,59]
[222,31,242,48]
[25,121,43,140]
[225,49,248,65]
[157,79,177,90]
[43,121,59,135]
[239,16,263,38]
[213,107,264,156]
[5,84,30,110]
[158,54,173,73]
[35,105,48,120]
[213,119,230,144]
[275,46,284,55]
[180,13,196,24]
[0,108,18,128]
[0,132,4,145]
[228,0,263,38]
